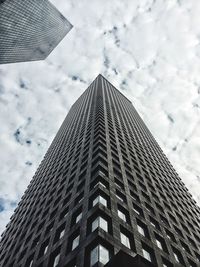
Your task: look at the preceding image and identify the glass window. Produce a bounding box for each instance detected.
[44,245,48,255]
[120,232,130,249]
[72,235,80,250]
[142,248,152,262]
[115,179,123,190]
[165,229,175,242]
[188,258,197,267]
[60,208,68,219]
[94,181,106,189]
[172,247,185,264]
[53,254,60,267]
[92,195,107,207]
[91,246,98,266]
[156,239,162,250]
[92,216,108,232]
[133,205,141,215]
[150,217,159,230]
[99,245,109,264]
[173,252,179,263]
[78,197,83,203]
[116,194,124,202]
[162,258,173,267]
[76,212,82,223]
[137,225,145,236]
[118,209,126,222]
[137,219,149,238]
[90,245,109,266]
[181,241,190,253]
[59,229,65,239]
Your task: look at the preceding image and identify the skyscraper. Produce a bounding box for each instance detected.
[0,0,72,64]
[0,75,200,267]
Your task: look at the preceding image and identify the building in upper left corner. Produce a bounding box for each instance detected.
[0,0,72,64]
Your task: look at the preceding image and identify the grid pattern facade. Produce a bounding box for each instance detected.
[0,0,72,64]
[0,75,200,267]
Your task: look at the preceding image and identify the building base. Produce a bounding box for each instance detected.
[105,250,157,267]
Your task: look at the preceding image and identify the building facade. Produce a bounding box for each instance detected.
[0,0,72,64]
[0,75,200,267]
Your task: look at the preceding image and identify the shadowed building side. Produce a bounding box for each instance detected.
[0,0,72,64]
[104,250,156,267]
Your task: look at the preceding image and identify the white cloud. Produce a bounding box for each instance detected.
[0,0,200,234]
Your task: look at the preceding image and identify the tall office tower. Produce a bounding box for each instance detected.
[0,0,72,64]
[0,75,200,267]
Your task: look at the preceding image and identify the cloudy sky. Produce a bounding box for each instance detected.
[0,0,200,235]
